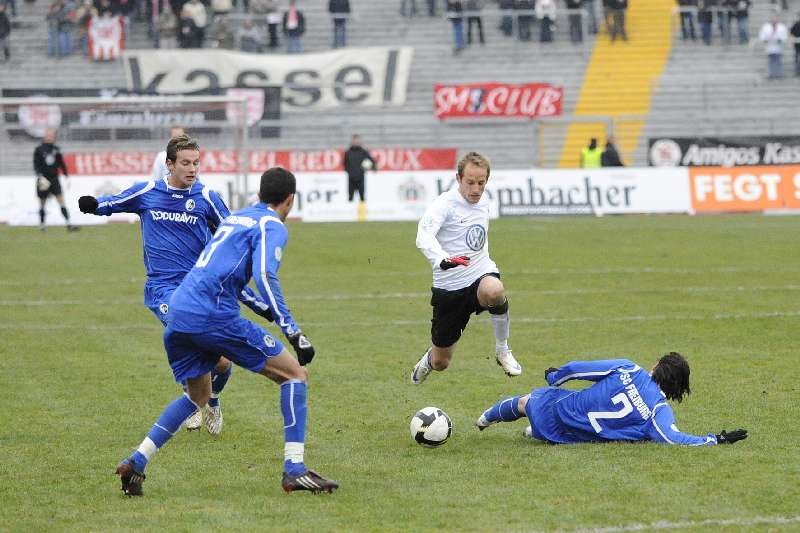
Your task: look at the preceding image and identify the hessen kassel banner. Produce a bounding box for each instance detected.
[124,47,413,112]
[689,165,800,213]
[434,82,563,120]
[649,136,800,167]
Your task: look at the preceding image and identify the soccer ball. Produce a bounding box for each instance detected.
[361,159,373,171]
[410,407,452,447]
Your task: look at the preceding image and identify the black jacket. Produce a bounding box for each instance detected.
[344,146,376,179]
[0,12,10,40]
[282,8,305,36]
[329,0,350,13]
[601,143,624,167]
[33,143,69,179]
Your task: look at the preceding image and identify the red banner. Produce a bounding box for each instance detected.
[88,16,124,61]
[63,148,457,175]
[434,82,563,120]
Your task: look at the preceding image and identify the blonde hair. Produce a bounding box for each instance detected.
[457,151,491,179]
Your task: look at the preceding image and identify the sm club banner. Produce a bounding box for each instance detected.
[434,82,563,120]
[89,16,124,61]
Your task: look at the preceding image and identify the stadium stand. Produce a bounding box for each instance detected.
[1,0,799,174]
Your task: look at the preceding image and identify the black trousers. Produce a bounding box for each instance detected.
[348,176,365,202]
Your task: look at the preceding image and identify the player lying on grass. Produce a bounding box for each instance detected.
[78,134,278,435]
[476,352,747,446]
[116,167,336,496]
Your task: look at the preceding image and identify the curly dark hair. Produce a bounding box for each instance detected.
[652,351,691,402]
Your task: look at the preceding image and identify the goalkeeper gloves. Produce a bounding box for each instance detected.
[440,255,470,270]
[287,331,315,366]
[715,429,748,444]
[78,195,99,214]
[544,367,558,382]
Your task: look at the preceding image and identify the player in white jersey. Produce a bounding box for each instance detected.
[411,151,522,384]
[151,126,184,180]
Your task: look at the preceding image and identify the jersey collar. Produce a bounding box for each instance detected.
[162,177,195,193]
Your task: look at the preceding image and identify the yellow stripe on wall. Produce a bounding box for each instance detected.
[559,0,675,167]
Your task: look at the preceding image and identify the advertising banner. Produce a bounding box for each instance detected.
[689,165,800,212]
[88,16,124,61]
[63,148,457,175]
[434,82,563,120]
[649,136,800,167]
[123,47,414,112]
[1,87,281,140]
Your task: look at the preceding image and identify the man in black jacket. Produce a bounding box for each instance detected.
[0,3,10,61]
[601,137,624,167]
[329,0,350,48]
[33,128,78,231]
[791,12,800,75]
[343,135,376,202]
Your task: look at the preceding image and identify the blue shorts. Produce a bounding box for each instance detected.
[525,387,578,444]
[164,317,284,383]
[144,282,178,327]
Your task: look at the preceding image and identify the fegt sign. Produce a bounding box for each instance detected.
[689,165,800,212]
[434,82,563,120]
[124,47,413,112]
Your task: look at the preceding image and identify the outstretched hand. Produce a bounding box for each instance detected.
[78,196,99,214]
[288,331,315,366]
[716,429,748,444]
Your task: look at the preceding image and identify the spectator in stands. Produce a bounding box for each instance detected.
[601,0,611,34]
[498,0,513,36]
[282,0,304,53]
[239,17,263,51]
[117,0,135,38]
[1,0,15,18]
[74,0,95,55]
[584,0,598,34]
[158,5,178,47]
[211,15,235,47]
[759,13,788,79]
[181,0,207,47]
[697,0,712,44]
[344,134,376,203]
[601,137,624,166]
[566,0,584,43]
[0,3,10,62]
[791,13,800,76]
[401,0,418,17]
[580,138,602,168]
[329,0,350,48]
[427,0,437,17]
[677,0,697,41]
[466,0,484,45]
[516,0,534,42]
[446,0,465,54]
[47,0,71,57]
[251,0,279,49]
[607,0,627,41]
[536,0,555,42]
[211,0,233,20]
[733,0,750,43]
[96,0,114,17]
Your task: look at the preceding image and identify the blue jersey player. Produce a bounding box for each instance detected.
[114,167,338,496]
[476,352,748,446]
[77,134,275,435]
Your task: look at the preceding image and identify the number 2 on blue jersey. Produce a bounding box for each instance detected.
[588,393,633,433]
[196,225,234,267]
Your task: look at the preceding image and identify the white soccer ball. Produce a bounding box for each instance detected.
[361,158,373,171]
[410,407,452,447]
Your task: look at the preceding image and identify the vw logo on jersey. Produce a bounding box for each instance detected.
[185,199,196,211]
[465,224,486,251]
[159,303,169,315]
[263,334,276,348]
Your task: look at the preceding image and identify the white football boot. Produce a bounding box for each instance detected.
[185,409,202,431]
[203,404,223,436]
[496,350,522,376]
[411,348,433,384]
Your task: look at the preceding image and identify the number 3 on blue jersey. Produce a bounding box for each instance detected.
[588,393,633,433]
[196,226,234,267]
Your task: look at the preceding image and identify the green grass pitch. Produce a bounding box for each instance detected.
[1,215,799,531]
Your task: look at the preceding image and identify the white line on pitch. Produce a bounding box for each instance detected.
[567,514,800,532]
[3,284,800,306]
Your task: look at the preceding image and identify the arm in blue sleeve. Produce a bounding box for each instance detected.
[94,181,154,216]
[648,403,717,446]
[547,359,638,386]
[239,286,273,319]
[203,187,230,232]
[251,218,299,337]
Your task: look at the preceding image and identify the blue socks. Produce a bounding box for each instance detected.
[208,363,232,408]
[280,380,307,476]
[484,396,524,424]
[131,394,198,471]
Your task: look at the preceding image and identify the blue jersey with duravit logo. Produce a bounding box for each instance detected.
[95,178,228,284]
[169,203,299,336]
